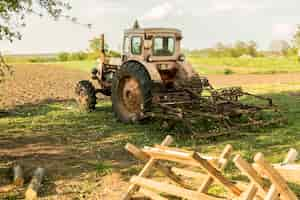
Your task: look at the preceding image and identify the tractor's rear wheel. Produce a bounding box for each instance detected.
[111,62,152,123]
[75,80,97,112]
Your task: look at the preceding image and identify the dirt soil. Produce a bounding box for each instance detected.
[0,64,88,109]
[0,64,299,199]
[1,64,299,109]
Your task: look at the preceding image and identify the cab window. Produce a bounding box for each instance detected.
[131,36,142,55]
[123,37,130,54]
[153,37,175,56]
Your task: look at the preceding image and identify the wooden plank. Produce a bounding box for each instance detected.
[126,142,193,190]
[265,185,279,200]
[192,152,242,196]
[253,163,300,184]
[254,153,298,200]
[233,154,268,193]
[130,176,223,200]
[283,148,298,164]
[171,167,207,180]
[139,188,168,200]
[198,144,232,193]
[152,145,226,166]
[122,135,173,200]
[265,149,298,200]
[142,147,221,167]
[239,184,258,200]
[273,164,300,184]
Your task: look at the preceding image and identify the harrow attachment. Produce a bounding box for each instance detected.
[148,77,283,137]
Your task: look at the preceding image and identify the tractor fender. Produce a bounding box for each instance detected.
[176,61,199,81]
[121,60,162,82]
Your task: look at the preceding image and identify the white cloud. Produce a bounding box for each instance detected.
[141,2,176,21]
[209,0,264,15]
[272,23,297,40]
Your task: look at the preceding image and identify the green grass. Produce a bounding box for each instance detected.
[51,60,96,72]
[48,56,300,75]
[7,55,300,75]
[1,84,300,196]
[188,56,300,75]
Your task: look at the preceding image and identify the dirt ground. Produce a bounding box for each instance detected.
[1,64,299,109]
[0,64,88,109]
[0,64,300,199]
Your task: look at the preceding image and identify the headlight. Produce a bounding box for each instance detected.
[178,55,185,62]
[147,55,153,62]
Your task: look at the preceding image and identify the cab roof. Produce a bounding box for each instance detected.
[124,28,182,36]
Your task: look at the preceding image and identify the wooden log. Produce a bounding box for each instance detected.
[13,165,24,186]
[283,148,298,164]
[25,168,45,200]
[139,188,168,200]
[122,135,173,200]
[239,184,258,200]
[192,152,242,196]
[130,176,222,200]
[254,153,298,200]
[198,144,232,193]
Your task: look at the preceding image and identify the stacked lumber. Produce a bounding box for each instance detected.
[123,135,300,200]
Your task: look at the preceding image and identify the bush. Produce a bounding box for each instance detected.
[70,52,88,61]
[224,69,234,75]
[29,57,57,63]
[57,52,69,61]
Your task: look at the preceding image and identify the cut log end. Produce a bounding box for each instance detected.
[13,165,24,186]
[25,167,45,200]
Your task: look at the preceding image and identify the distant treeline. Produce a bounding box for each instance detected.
[4,50,121,63]
[186,41,298,58]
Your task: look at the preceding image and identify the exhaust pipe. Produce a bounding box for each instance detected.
[99,34,105,63]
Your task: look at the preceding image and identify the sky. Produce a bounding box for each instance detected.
[0,0,299,54]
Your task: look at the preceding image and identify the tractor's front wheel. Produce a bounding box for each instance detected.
[75,80,97,112]
[111,62,152,123]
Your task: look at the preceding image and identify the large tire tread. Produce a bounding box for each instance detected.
[111,61,152,123]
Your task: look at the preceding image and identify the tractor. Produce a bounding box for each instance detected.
[75,23,281,137]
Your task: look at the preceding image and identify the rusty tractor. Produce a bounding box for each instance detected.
[75,22,282,137]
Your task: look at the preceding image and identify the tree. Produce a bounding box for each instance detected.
[269,40,290,54]
[248,41,258,57]
[293,25,300,48]
[89,37,109,53]
[0,0,75,82]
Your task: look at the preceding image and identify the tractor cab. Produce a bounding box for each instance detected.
[122,28,184,63]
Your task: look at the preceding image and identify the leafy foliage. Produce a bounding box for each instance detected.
[293,25,300,48]
[89,37,109,53]
[0,52,13,83]
[89,37,121,58]
[269,40,290,53]
[0,0,73,42]
[0,0,76,82]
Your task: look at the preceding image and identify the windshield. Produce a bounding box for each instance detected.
[153,37,175,56]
